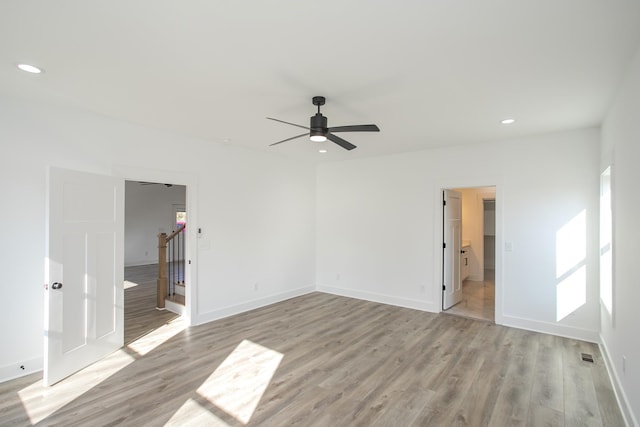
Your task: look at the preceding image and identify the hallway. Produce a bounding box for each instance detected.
[446,269,495,322]
[125,264,180,345]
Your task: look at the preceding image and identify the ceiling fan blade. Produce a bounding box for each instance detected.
[327,133,357,151]
[328,124,380,133]
[269,132,308,146]
[267,117,309,131]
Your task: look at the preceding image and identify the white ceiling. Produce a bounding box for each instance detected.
[2,1,640,162]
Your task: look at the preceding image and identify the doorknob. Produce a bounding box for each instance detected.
[52,282,63,290]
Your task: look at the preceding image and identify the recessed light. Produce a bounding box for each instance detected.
[318,149,327,153]
[17,63,43,74]
[500,118,516,125]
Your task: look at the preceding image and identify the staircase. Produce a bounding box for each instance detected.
[156,223,186,313]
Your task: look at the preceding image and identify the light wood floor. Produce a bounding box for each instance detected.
[446,269,495,322]
[0,293,624,426]
[124,264,180,345]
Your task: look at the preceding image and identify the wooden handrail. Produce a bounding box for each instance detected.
[166,223,186,241]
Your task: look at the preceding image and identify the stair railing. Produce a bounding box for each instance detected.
[156,223,186,309]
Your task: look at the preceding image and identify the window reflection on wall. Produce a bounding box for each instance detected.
[556,210,587,321]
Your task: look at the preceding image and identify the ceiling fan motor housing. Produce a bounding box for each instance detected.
[310,113,328,138]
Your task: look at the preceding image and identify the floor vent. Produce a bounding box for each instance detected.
[581,353,594,363]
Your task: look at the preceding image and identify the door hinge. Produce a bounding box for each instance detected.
[443,242,446,249]
[442,285,446,290]
[443,200,446,206]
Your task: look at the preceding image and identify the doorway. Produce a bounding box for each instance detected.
[45,167,196,385]
[123,181,186,344]
[442,186,496,322]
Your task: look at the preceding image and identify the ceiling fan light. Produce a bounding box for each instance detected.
[310,134,327,142]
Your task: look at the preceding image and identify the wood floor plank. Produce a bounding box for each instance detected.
[562,338,604,426]
[0,283,626,426]
[487,328,541,426]
[530,334,565,413]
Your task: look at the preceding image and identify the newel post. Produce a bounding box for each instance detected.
[157,232,168,309]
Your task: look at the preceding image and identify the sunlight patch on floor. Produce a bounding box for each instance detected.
[18,349,136,425]
[127,317,186,356]
[166,398,232,427]
[196,339,283,424]
[19,319,185,424]
[124,280,139,289]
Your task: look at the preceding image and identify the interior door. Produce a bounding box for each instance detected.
[443,189,462,310]
[44,167,124,386]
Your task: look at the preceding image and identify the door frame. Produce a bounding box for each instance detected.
[433,179,503,325]
[114,165,198,326]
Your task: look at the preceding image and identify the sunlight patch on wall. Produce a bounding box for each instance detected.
[556,210,587,321]
[556,265,587,321]
[196,339,283,424]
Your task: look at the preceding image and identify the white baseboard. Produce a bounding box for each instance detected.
[194,285,315,326]
[500,314,599,342]
[0,356,43,384]
[165,299,186,316]
[317,284,439,313]
[599,336,637,427]
[124,260,156,267]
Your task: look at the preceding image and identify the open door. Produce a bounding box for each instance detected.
[443,189,462,310]
[44,167,124,386]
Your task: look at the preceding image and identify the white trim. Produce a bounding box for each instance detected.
[194,286,315,326]
[317,285,439,313]
[501,314,599,342]
[432,178,504,326]
[165,299,186,316]
[112,164,198,327]
[599,336,637,427]
[0,356,43,384]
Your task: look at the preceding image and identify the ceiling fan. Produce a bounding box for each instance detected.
[267,96,380,151]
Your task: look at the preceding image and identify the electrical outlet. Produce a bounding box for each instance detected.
[254,282,259,291]
[504,242,513,252]
[144,251,148,256]
[623,356,627,373]
[420,285,425,293]
[336,273,341,281]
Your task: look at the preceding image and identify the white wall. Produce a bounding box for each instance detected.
[124,182,186,266]
[601,45,640,425]
[317,128,600,341]
[0,95,316,382]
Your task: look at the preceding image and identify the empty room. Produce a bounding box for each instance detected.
[1,1,640,426]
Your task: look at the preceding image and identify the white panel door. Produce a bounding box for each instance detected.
[44,168,124,386]
[443,189,462,310]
